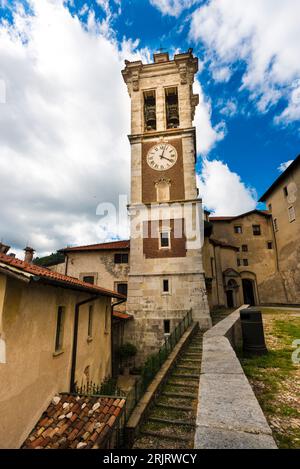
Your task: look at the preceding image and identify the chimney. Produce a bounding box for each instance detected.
[24,246,35,264]
[0,242,10,254]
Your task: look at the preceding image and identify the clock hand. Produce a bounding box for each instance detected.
[160,144,167,159]
[160,155,173,162]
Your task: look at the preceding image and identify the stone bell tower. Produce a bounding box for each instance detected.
[122,50,211,362]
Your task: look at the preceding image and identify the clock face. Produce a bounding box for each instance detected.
[146,143,178,171]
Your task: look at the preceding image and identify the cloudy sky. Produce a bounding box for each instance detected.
[0,0,299,256]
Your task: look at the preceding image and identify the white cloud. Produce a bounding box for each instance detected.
[218,98,238,117]
[189,0,300,125]
[194,79,226,154]
[211,65,231,83]
[0,0,148,255]
[0,0,225,256]
[150,0,198,17]
[197,158,257,215]
[278,160,294,173]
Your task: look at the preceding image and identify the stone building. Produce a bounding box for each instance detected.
[0,252,124,448]
[121,50,211,361]
[205,210,287,307]
[58,240,130,306]
[259,154,300,304]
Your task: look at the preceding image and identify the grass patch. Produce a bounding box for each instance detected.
[238,309,300,449]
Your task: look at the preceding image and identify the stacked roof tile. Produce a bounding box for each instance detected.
[60,240,130,253]
[22,394,126,449]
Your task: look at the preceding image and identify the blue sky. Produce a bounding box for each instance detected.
[0,0,299,255]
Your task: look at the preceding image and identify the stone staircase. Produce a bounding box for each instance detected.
[132,328,203,449]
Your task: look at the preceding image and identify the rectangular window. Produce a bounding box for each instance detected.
[55,306,65,352]
[267,241,273,250]
[117,283,128,297]
[252,225,261,236]
[243,259,249,266]
[160,231,170,248]
[288,206,296,222]
[144,90,156,131]
[114,253,129,264]
[242,245,248,252]
[163,279,169,293]
[164,319,170,335]
[88,305,93,338]
[83,276,95,285]
[237,258,241,267]
[283,186,288,197]
[273,218,279,231]
[165,87,179,129]
[234,225,242,234]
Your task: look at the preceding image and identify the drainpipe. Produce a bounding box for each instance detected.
[70,295,100,393]
[111,298,127,377]
[64,254,69,276]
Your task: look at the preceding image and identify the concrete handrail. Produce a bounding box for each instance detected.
[194,305,277,449]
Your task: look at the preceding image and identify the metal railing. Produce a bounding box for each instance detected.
[124,309,193,420]
[73,309,193,445]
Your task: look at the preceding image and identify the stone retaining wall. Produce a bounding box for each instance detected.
[194,306,277,449]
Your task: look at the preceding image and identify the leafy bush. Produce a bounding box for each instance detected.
[118,342,137,359]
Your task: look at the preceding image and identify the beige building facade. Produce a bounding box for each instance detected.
[204,210,287,307]
[0,253,123,448]
[259,155,300,304]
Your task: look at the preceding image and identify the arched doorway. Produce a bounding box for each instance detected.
[226,290,234,308]
[242,279,256,306]
[226,278,239,308]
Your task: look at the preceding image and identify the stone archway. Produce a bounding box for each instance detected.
[240,271,259,305]
[242,279,256,306]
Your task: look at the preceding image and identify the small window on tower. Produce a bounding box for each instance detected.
[160,231,170,249]
[144,90,156,131]
[163,279,169,293]
[164,320,170,335]
[165,87,179,129]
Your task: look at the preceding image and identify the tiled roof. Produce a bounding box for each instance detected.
[209,210,271,222]
[112,311,133,321]
[60,240,130,253]
[0,253,125,299]
[209,216,233,221]
[22,394,126,449]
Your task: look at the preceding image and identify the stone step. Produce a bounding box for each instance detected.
[172,373,200,379]
[155,403,194,411]
[167,381,198,389]
[161,392,196,399]
[140,430,191,443]
[180,358,201,362]
[148,417,195,427]
[177,365,200,371]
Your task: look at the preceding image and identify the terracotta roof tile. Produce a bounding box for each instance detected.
[22,393,125,450]
[0,253,125,299]
[60,240,130,253]
[112,311,133,321]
